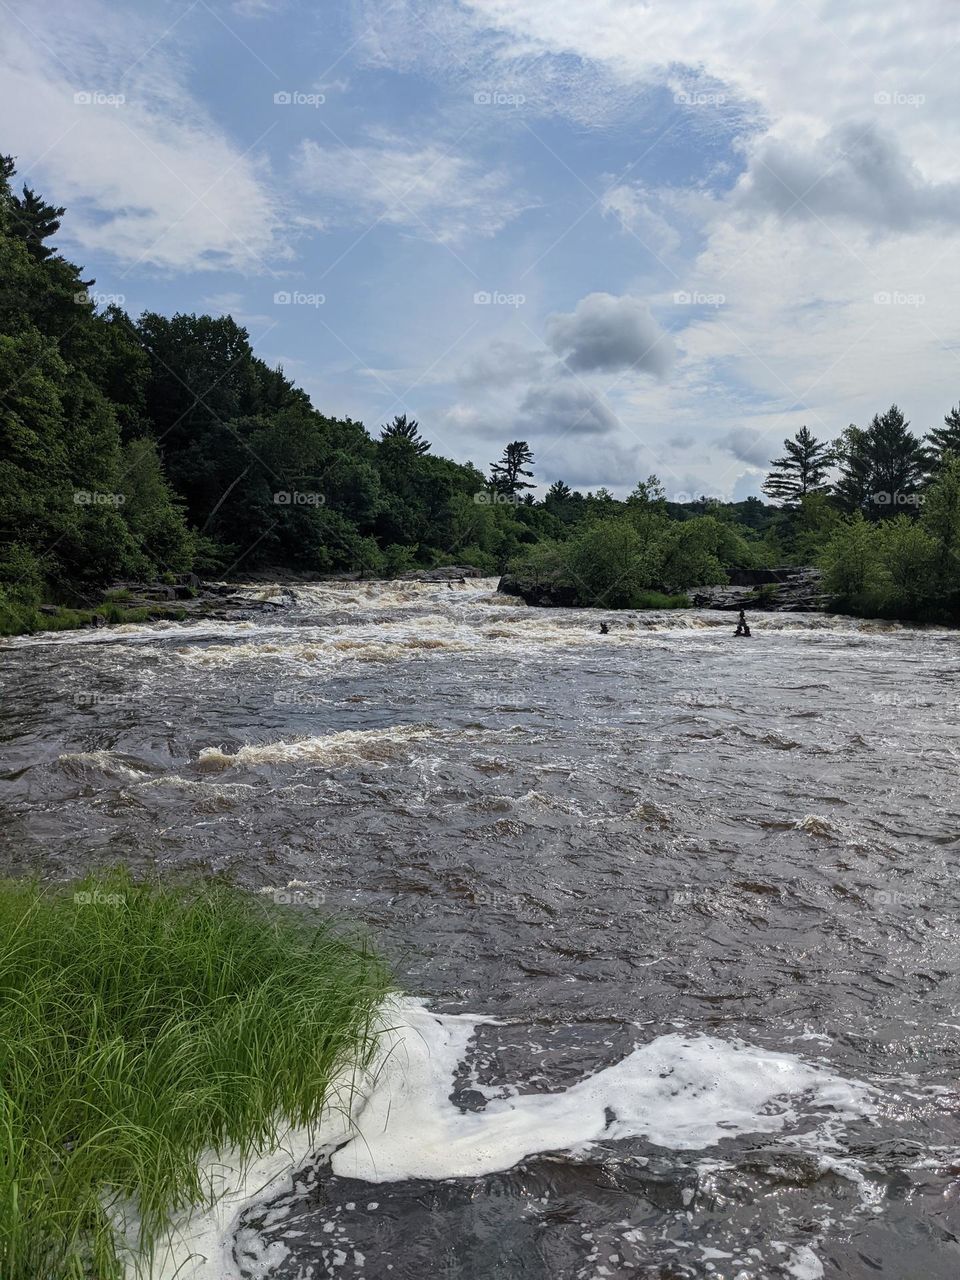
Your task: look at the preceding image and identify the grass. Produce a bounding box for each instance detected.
[0,604,189,637]
[0,869,391,1278]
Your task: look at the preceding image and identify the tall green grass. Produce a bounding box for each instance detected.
[0,870,390,1278]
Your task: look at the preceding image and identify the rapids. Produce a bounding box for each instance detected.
[2,578,959,1279]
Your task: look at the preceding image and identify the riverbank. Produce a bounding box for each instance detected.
[0,581,296,638]
[0,871,389,1279]
[0,567,487,638]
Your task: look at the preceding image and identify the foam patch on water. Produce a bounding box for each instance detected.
[132,999,874,1278]
[57,749,152,781]
[197,725,437,770]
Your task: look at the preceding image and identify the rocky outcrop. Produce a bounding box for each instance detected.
[397,565,485,582]
[690,567,828,612]
[497,573,578,607]
[498,565,829,612]
[105,578,296,621]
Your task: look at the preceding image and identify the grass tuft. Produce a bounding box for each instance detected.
[0,869,390,1278]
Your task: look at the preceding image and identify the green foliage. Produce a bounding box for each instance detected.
[834,405,929,519]
[0,869,390,1278]
[762,426,833,506]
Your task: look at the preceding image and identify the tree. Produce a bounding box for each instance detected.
[9,185,64,261]
[762,426,833,506]
[928,404,960,469]
[921,454,960,596]
[819,515,883,603]
[833,408,930,519]
[379,413,430,456]
[490,441,535,496]
[627,475,666,507]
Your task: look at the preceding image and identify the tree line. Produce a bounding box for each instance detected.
[3,152,960,628]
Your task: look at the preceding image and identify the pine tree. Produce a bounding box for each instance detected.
[762,426,833,506]
[379,413,430,456]
[832,425,872,514]
[928,404,960,468]
[490,441,535,495]
[834,406,929,518]
[10,186,65,261]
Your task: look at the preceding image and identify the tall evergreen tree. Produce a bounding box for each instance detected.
[379,413,430,456]
[928,404,960,469]
[835,405,930,519]
[490,441,535,496]
[10,186,65,261]
[762,426,833,506]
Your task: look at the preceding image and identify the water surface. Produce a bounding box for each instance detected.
[2,580,958,1278]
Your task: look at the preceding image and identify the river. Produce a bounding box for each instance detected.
[2,579,959,1279]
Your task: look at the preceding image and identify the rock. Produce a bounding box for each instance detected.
[398,565,484,582]
[690,567,827,612]
[497,573,578,607]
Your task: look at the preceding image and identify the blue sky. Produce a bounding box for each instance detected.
[4,0,959,499]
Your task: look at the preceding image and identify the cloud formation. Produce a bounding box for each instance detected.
[546,293,674,377]
[296,136,527,243]
[735,122,960,233]
[720,428,773,467]
[519,383,619,437]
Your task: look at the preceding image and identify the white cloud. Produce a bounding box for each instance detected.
[600,184,682,255]
[295,136,528,243]
[0,2,284,272]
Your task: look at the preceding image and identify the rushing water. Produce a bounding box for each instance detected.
[2,579,960,1279]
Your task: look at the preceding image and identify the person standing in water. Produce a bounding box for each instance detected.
[734,608,751,637]
[599,621,609,634]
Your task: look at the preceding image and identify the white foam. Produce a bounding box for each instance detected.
[332,1002,873,1182]
[131,999,874,1278]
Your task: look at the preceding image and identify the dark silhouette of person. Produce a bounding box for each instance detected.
[734,608,751,637]
[599,621,609,634]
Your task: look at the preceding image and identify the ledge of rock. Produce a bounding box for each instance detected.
[497,573,578,607]
[397,565,485,582]
[690,567,828,612]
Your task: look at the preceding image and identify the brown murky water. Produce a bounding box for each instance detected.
[2,580,959,1278]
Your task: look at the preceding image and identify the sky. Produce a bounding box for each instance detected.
[3,0,959,501]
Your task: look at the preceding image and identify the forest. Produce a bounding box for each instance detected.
[3,154,960,631]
